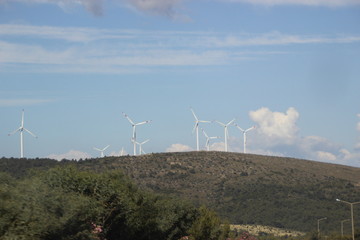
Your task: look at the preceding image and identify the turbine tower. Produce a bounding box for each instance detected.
[123,112,151,156]
[135,139,149,155]
[201,128,220,151]
[235,125,256,153]
[8,109,37,158]
[215,119,235,152]
[190,108,210,151]
[120,147,125,156]
[93,145,110,157]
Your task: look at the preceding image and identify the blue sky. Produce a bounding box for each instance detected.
[0,0,360,167]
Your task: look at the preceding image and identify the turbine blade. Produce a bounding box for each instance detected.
[227,119,235,126]
[136,120,151,126]
[8,128,21,136]
[122,112,135,125]
[199,120,211,123]
[21,109,24,127]
[190,108,199,121]
[93,147,102,151]
[103,145,110,151]
[245,126,256,132]
[141,139,149,144]
[24,128,37,138]
[235,125,245,132]
[215,121,226,127]
[201,128,208,138]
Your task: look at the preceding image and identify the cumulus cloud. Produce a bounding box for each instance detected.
[166,143,192,152]
[249,107,299,145]
[47,150,92,160]
[238,107,360,167]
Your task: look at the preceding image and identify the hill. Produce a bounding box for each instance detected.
[1,152,360,233]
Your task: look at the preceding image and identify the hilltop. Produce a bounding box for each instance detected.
[1,151,359,233]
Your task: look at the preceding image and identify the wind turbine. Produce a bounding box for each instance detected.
[8,109,37,158]
[215,119,235,152]
[93,145,110,157]
[120,147,125,156]
[235,124,256,154]
[123,112,151,156]
[190,108,210,151]
[201,128,220,151]
[135,139,149,155]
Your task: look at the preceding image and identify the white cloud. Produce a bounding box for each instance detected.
[355,114,360,150]
[47,150,92,161]
[0,98,53,106]
[109,148,128,156]
[315,151,337,162]
[0,24,135,42]
[250,148,285,157]
[299,135,341,154]
[209,142,226,151]
[124,0,188,19]
[166,143,193,152]
[1,24,360,73]
[223,0,360,7]
[207,32,360,47]
[2,0,359,18]
[249,107,299,145]
[1,0,104,16]
[239,107,360,167]
[0,0,186,18]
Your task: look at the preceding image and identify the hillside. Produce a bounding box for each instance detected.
[1,152,360,233]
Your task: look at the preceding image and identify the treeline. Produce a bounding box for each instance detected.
[0,166,229,240]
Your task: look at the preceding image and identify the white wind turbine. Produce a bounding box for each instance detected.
[215,119,235,152]
[201,128,220,151]
[8,109,37,158]
[190,108,210,151]
[235,124,256,153]
[135,139,149,155]
[120,147,125,156]
[123,112,151,156]
[93,145,110,157]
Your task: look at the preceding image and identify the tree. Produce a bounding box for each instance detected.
[189,206,229,240]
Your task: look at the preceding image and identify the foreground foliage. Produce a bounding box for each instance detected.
[1,152,359,233]
[0,166,228,240]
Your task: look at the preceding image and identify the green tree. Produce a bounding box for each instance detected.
[189,205,229,240]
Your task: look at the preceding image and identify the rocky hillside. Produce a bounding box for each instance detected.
[1,151,359,233]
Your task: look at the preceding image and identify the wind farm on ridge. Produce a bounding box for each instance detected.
[7,108,257,159]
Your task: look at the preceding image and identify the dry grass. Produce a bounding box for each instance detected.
[230,224,305,237]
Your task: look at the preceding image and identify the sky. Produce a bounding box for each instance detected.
[0,0,360,167]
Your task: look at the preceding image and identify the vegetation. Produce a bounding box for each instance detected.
[0,166,228,240]
[1,151,360,235]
